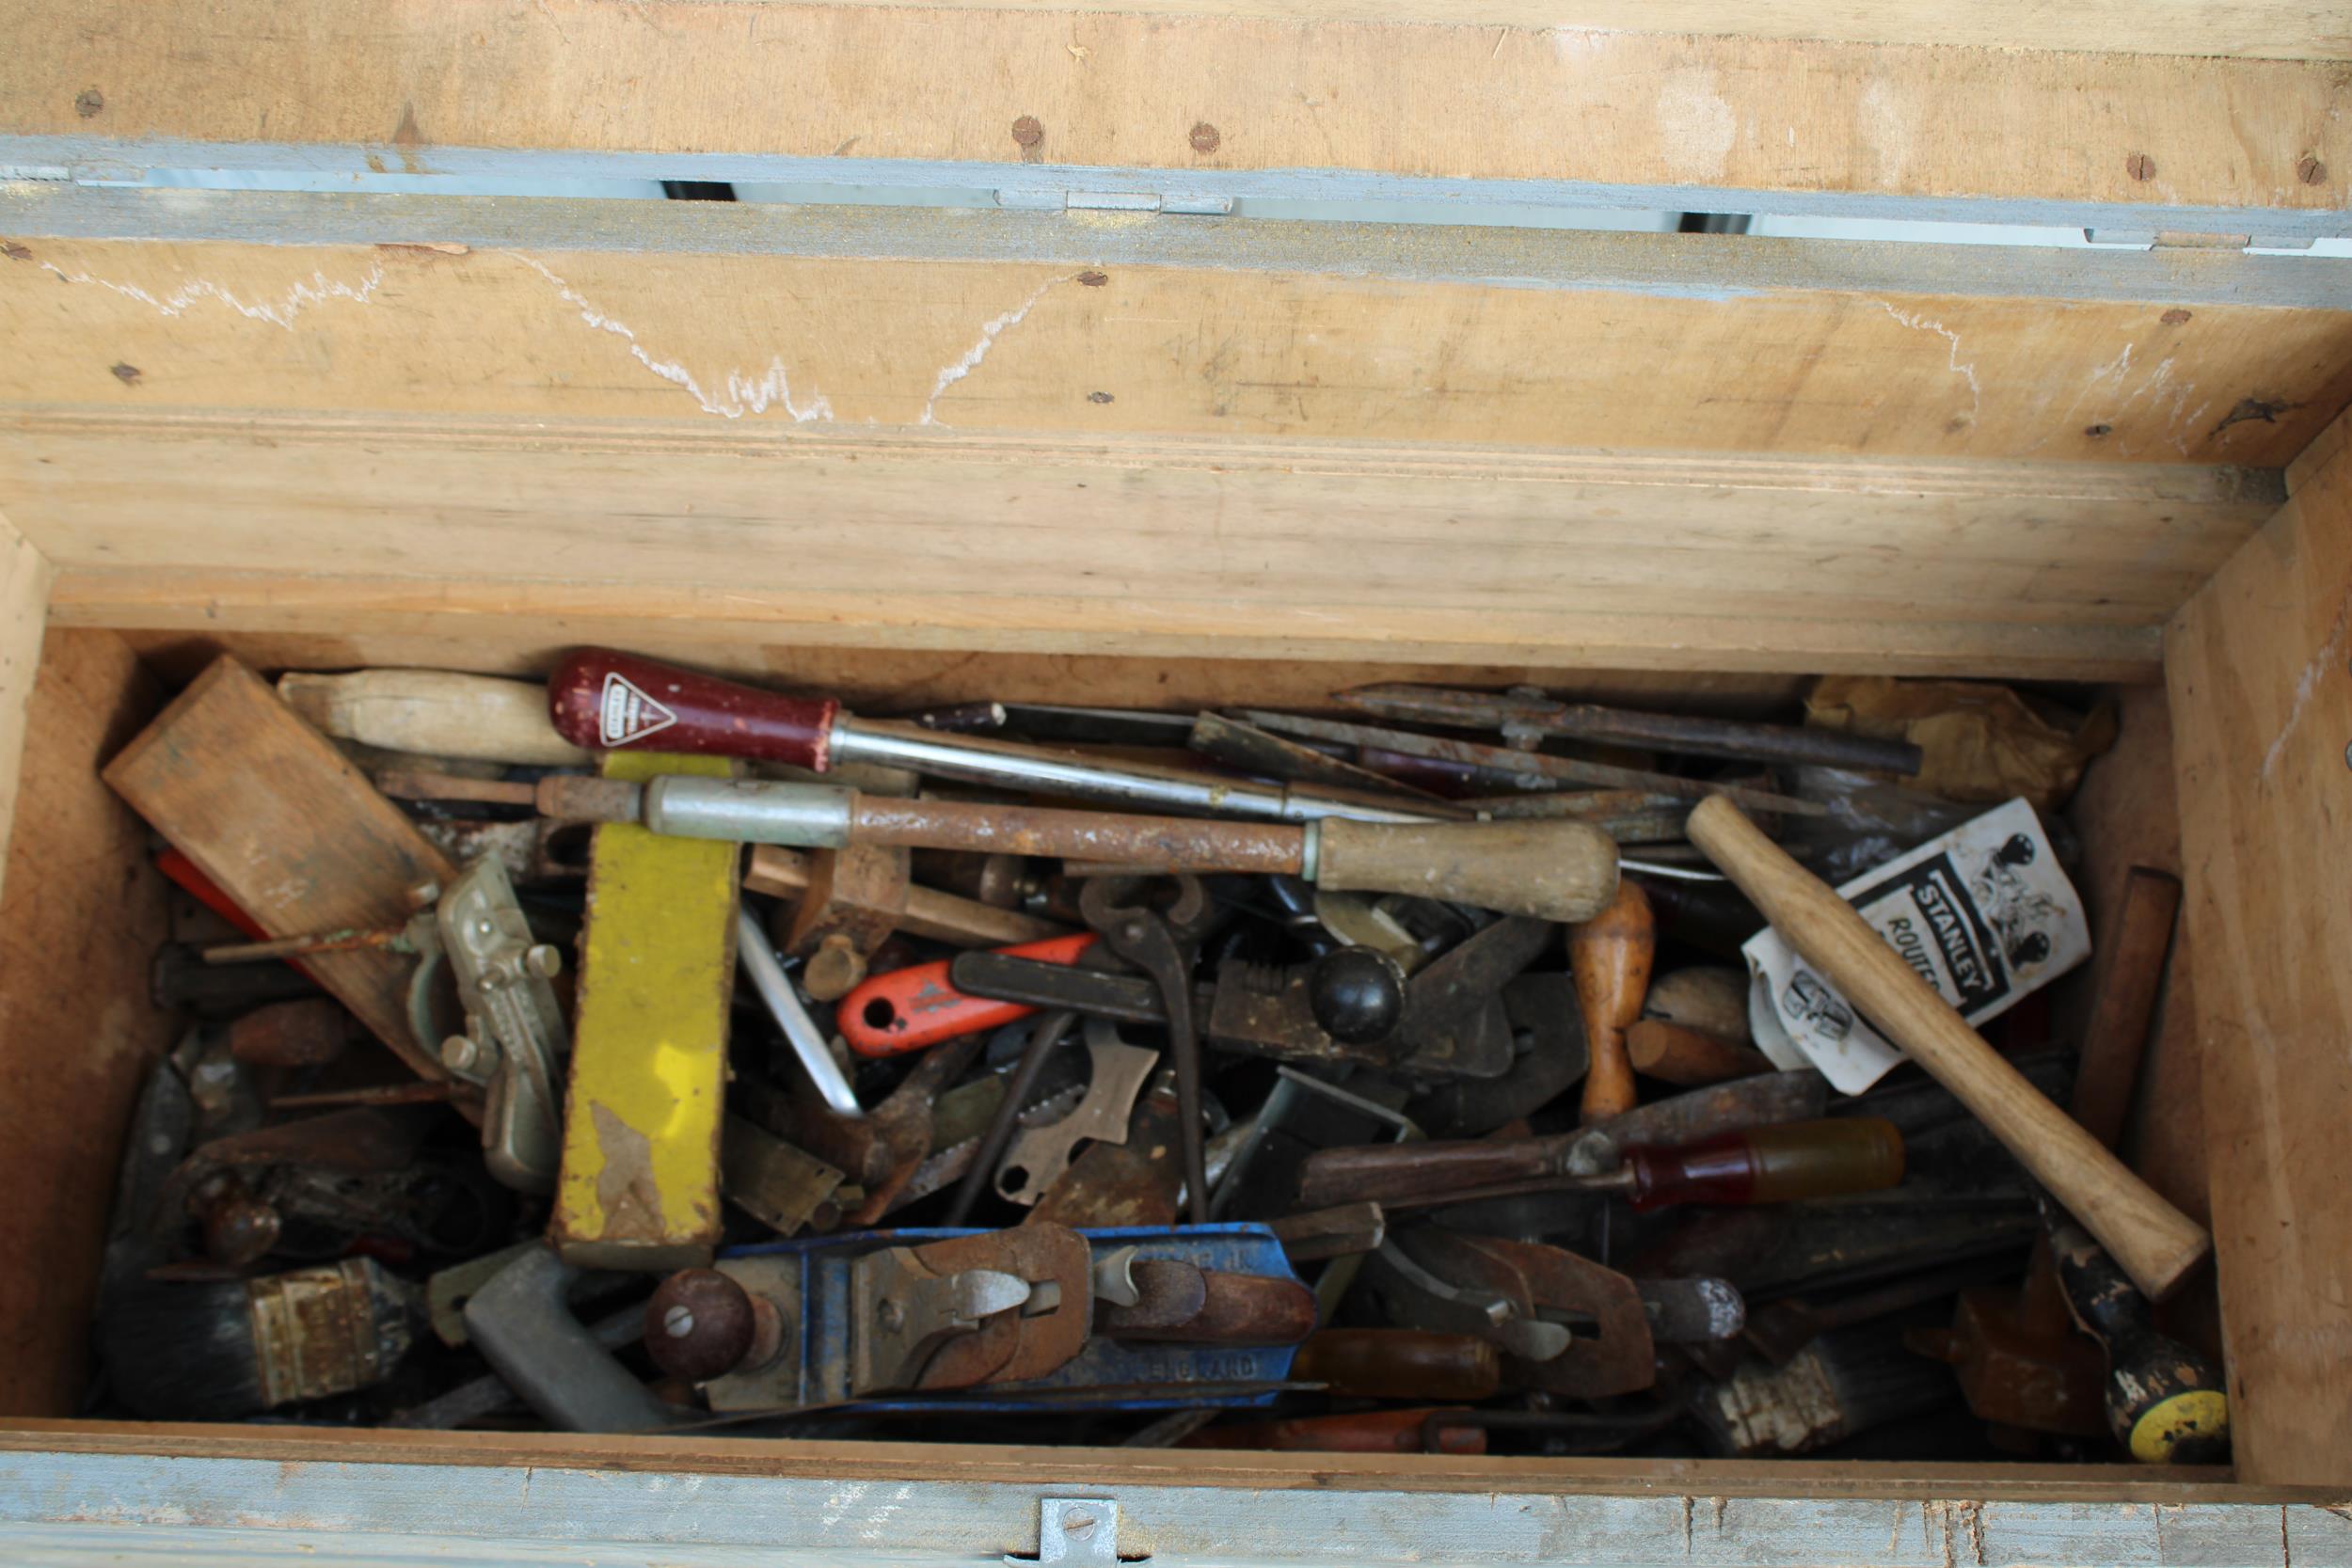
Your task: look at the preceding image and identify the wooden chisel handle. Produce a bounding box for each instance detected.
[1294,1135,1573,1210]
[1685,795,2211,1301]
[1572,879,1653,1121]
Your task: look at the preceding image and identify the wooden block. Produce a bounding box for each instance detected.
[101,653,459,1093]
[779,843,911,1000]
[746,844,1067,949]
[550,749,739,1273]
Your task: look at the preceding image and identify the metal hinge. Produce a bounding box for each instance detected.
[997,189,1232,215]
[1005,1497,1149,1564]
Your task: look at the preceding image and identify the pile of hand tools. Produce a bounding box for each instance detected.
[84,651,2222,1465]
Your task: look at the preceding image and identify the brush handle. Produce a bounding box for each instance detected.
[1686,795,2211,1301]
[548,649,839,767]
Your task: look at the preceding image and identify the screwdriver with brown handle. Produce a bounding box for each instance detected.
[1684,795,2211,1301]
[538,773,1622,926]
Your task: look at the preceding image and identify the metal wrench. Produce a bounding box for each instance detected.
[1079,875,1216,1226]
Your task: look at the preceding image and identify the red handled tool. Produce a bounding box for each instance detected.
[838,933,1098,1057]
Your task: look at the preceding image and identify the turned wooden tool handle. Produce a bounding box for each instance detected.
[1627,1019,1775,1086]
[1573,879,1654,1121]
[278,669,589,767]
[1293,1136,1567,1210]
[1686,795,2211,1301]
[548,648,840,768]
[1314,817,1617,924]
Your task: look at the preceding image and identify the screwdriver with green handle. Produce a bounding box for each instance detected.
[1294,1117,1905,1213]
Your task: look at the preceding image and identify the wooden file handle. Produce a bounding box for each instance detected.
[1686,795,2210,1301]
[1572,879,1653,1121]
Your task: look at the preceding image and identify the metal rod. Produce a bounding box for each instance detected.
[1338,683,1926,775]
[1232,709,1824,817]
[736,910,863,1118]
[200,926,408,965]
[944,1007,1075,1226]
[832,717,1430,824]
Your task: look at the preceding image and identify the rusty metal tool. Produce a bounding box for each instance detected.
[1406,973,1589,1139]
[954,913,1547,1080]
[1365,1228,1657,1398]
[1078,875,1216,1226]
[1185,710,1465,810]
[190,859,567,1196]
[1334,682,1926,775]
[1295,1070,1828,1210]
[1687,795,2211,1301]
[721,1115,845,1238]
[1028,1066,1187,1228]
[536,771,1622,925]
[1230,707,1827,818]
[1362,1117,1906,1215]
[945,1009,1080,1227]
[798,1035,979,1227]
[995,1020,1160,1208]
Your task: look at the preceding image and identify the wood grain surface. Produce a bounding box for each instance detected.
[0,631,178,1416]
[2167,406,2352,1484]
[100,655,461,1092]
[3,1,2345,209]
[0,510,51,899]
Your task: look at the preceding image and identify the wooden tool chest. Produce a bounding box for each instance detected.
[0,3,2348,1560]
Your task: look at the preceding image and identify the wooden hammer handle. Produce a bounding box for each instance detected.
[1686,795,2210,1301]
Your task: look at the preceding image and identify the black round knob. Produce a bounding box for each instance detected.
[1307,947,1406,1045]
[644,1268,756,1383]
